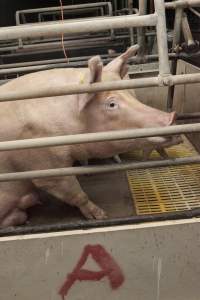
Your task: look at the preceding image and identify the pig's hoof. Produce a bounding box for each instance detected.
[80,200,107,220]
[1,208,27,227]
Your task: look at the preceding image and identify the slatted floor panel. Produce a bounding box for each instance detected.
[125,136,200,215]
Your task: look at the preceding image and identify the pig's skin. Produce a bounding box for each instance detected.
[0,45,176,226]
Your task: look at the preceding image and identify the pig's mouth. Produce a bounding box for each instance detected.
[147,111,177,144]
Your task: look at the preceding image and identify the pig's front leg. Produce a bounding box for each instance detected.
[33,176,107,220]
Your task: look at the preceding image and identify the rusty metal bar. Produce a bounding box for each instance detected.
[0,14,157,41]
[1,73,200,102]
[0,123,199,152]
[154,0,170,75]
[1,156,200,181]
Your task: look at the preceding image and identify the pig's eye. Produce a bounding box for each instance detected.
[105,100,119,110]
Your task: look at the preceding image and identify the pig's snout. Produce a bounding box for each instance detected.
[147,112,177,144]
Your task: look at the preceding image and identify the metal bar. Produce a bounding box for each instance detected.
[16,2,112,16]
[154,0,171,75]
[182,12,195,46]
[1,72,200,102]
[177,112,200,120]
[1,51,200,71]
[0,35,117,53]
[167,6,183,111]
[189,7,200,18]
[38,7,106,20]
[0,123,200,152]
[137,0,147,58]
[1,208,200,236]
[1,156,200,182]
[182,12,196,48]
[165,0,200,9]
[0,14,157,41]
[172,8,183,50]
[128,0,134,45]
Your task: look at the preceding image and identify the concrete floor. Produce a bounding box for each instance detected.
[28,169,135,225]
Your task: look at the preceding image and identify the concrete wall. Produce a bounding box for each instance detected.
[0,219,200,300]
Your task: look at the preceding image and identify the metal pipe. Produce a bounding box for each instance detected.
[165,0,200,9]
[1,208,200,236]
[1,72,200,102]
[154,0,170,75]
[177,112,200,120]
[0,36,116,53]
[0,156,200,182]
[0,14,157,41]
[167,6,183,111]
[182,13,196,47]
[189,7,200,18]
[0,123,200,152]
[16,3,113,25]
[1,51,200,71]
[16,2,112,16]
[137,0,147,58]
[128,0,134,45]
[172,8,183,50]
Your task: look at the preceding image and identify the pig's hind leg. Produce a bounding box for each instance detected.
[0,182,40,227]
[1,208,27,227]
[33,176,107,220]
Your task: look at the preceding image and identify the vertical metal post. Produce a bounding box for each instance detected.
[128,0,134,45]
[166,6,183,111]
[182,12,196,48]
[137,0,147,58]
[154,0,170,76]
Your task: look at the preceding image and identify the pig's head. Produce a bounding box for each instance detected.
[78,45,176,157]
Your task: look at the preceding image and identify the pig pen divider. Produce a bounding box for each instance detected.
[0,3,200,183]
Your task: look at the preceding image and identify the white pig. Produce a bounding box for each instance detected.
[0,45,176,227]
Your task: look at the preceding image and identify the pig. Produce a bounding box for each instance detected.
[0,45,177,227]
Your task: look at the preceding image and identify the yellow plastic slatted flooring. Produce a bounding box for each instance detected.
[125,136,200,215]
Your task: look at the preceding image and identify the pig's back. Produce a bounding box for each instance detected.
[0,68,88,141]
[0,68,88,93]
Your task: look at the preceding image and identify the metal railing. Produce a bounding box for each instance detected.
[0,0,200,181]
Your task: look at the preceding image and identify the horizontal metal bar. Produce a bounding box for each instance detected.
[177,112,200,120]
[1,208,200,236]
[16,2,112,15]
[0,36,115,53]
[1,73,200,102]
[0,123,200,152]
[0,156,200,182]
[165,0,200,9]
[0,14,157,41]
[1,50,199,71]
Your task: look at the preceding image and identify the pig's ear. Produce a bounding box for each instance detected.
[88,55,103,83]
[79,56,103,112]
[104,44,139,78]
